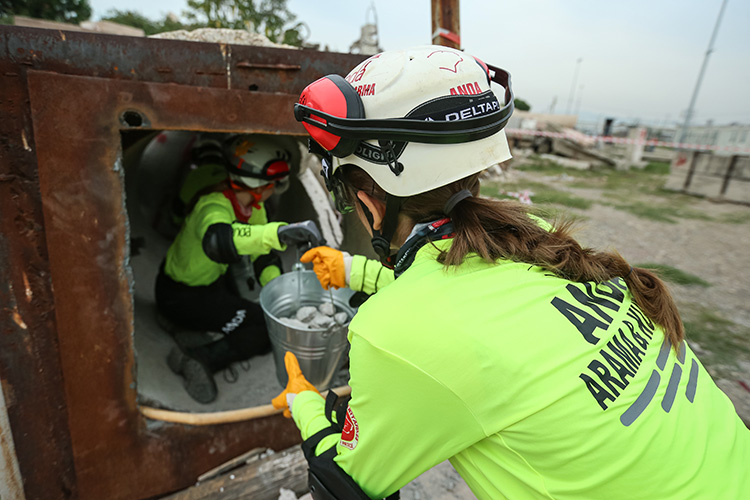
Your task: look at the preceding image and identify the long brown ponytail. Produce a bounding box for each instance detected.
[341,165,684,350]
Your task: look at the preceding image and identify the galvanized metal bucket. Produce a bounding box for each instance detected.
[259,270,356,390]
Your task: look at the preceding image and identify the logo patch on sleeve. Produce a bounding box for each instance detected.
[340,406,359,450]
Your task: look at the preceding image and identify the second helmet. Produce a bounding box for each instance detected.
[224,134,293,189]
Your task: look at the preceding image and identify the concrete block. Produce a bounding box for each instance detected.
[667,152,695,191]
[539,154,591,170]
[692,155,731,177]
[723,179,750,204]
[731,157,750,181]
[664,171,688,191]
[684,173,724,198]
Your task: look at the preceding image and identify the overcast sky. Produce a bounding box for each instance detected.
[89,0,750,128]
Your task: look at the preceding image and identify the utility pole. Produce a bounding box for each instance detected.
[431,0,460,49]
[677,0,729,145]
[566,58,582,115]
[574,84,584,117]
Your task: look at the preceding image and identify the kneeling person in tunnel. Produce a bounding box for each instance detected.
[155,133,322,404]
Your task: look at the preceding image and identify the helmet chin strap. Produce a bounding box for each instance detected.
[357,194,405,268]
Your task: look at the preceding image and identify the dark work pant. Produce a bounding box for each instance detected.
[155,265,271,365]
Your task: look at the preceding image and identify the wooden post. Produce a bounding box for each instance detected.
[431,0,461,49]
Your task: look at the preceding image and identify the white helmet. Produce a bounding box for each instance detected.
[224,134,293,189]
[294,45,514,198]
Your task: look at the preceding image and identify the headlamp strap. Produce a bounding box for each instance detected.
[358,194,404,266]
[378,140,404,176]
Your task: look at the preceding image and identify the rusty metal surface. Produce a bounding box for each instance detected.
[0,34,80,500]
[2,26,365,92]
[0,25,366,500]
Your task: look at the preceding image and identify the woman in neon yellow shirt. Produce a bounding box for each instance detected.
[273,46,750,500]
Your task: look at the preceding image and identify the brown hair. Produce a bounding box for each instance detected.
[340,165,684,350]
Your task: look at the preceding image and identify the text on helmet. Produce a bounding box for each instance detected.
[450,82,482,96]
[354,83,376,96]
[444,100,501,121]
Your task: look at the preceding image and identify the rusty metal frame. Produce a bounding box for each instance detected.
[0,26,365,500]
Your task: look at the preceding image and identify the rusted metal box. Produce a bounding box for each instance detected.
[0,26,365,500]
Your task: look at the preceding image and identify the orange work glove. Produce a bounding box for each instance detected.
[300,246,346,290]
[271,351,321,418]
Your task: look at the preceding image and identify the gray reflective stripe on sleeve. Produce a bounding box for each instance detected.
[677,339,686,364]
[620,370,661,426]
[656,336,671,370]
[661,364,683,413]
[686,359,699,403]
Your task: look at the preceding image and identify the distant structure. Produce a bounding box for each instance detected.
[679,123,750,156]
[349,3,381,55]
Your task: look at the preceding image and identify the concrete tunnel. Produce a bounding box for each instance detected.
[123,129,366,413]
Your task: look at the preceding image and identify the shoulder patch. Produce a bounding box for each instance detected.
[340,406,359,450]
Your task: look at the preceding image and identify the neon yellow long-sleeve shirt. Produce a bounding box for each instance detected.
[165,192,285,286]
[293,239,750,499]
[348,255,395,295]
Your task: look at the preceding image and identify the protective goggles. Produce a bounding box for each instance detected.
[308,139,355,214]
[229,178,276,192]
[230,159,290,182]
[293,63,514,159]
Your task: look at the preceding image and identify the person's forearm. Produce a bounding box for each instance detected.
[348,255,394,294]
[292,391,340,455]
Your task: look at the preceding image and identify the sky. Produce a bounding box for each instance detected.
[88,0,750,129]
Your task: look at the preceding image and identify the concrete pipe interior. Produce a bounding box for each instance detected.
[121,130,372,414]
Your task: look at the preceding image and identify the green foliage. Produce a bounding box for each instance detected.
[102,10,162,35]
[643,162,670,175]
[611,201,719,227]
[633,263,710,287]
[184,0,303,45]
[716,211,750,224]
[481,180,593,210]
[101,9,195,35]
[161,15,191,33]
[513,159,742,224]
[3,0,91,23]
[682,307,750,378]
[516,158,598,179]
[514,98,531,111]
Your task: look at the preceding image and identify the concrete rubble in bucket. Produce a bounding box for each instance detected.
[278,300,350,330]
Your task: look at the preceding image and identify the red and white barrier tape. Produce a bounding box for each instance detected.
[431,27,461,46]
[505,128,750,154]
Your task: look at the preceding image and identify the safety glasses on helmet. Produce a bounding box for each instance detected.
[308,139,355,214]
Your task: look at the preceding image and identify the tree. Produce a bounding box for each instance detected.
[0,0,12,24]
[101,9,191,36]
[514,98,531,112]
[2,0,91,24]
[184,0,304,45]
[102,10,161,35]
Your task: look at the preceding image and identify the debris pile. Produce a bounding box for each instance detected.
[279,301,349,330]
[150,28,297,48]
